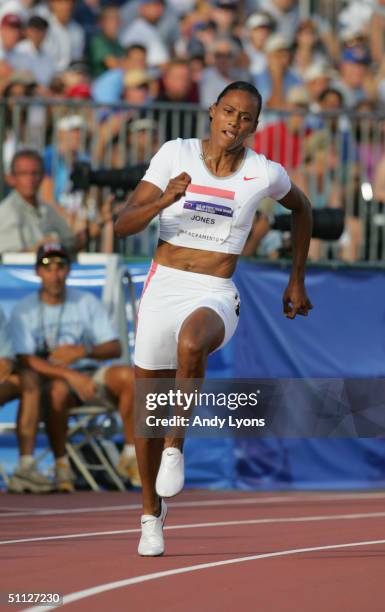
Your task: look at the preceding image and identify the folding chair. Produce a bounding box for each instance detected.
[65,405,125,491]
[62,255,138,491]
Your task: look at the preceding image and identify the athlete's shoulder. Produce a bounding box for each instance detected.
[245,146,268,164]
[244,147,270,174]
[246,148,288,177]
[153,137,187,157]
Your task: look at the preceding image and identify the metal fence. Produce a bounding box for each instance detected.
[1,97,385,262]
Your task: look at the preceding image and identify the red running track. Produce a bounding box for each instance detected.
[1,489,385,611]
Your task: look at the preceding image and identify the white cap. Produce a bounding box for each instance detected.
[57,115,85,131]
[303,63,332,82]
[264,33,291,53]
[339,27,366,42]
[246,12,274,31]
[287,86,310,106]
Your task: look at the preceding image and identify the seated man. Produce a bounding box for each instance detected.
[0,305,53,493]
[9,243,138,492]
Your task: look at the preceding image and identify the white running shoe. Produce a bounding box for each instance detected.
[155,447,184,498]
[138,499,168,556]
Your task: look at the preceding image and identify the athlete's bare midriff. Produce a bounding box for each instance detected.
[155,240,239,278]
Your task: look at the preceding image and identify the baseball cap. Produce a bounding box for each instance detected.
[303,63,332,82]
[27,15,49,30]
[287,86,310,106]
[57,115,85,131]
[213,0,237,8]
[36,243,70,267]
[1,13,23,28]
[246,12,275,31]
[264,33,291,53]
[66,83,92,99]
[129,117,158,133]
[187,37,205,58]
[342,46,371,65]
[124,69,151,88]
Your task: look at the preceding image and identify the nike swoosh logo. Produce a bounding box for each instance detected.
[243,176,258,181]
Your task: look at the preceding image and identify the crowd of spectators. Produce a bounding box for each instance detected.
[3,0,385,492]
[1,0,385,260]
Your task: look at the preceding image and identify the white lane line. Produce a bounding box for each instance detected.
[3,491,385,519]
[24,537,385,611]
[3,510,385,546]
[0,496,296,518]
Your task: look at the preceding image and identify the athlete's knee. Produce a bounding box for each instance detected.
[178,335,208,364]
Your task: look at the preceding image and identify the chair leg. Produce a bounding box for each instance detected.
[87,437,126,492]
[65,443,100,492]
[0,462,9,486]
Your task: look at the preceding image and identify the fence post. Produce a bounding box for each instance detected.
[0,100,6,200]
[299,0,311,18]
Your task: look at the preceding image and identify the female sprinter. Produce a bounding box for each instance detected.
[115,81,313,556]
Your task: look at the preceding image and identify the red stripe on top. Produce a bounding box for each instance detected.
[186,183,235,200]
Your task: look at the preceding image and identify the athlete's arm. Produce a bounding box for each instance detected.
[114,173,191,237]
[278,182,313,319]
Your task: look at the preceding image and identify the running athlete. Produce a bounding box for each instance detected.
[115,81,313,556]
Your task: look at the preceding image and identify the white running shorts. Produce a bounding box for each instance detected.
[134,262,240,370]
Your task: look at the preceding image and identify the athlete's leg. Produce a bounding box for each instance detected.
[135,366,176,515]
[164,307,225,450]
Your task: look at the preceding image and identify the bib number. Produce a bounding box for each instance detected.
[177,199,234,245]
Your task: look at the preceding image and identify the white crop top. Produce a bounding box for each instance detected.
[142,138,291,255]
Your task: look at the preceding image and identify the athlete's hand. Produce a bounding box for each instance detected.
[283,281,313,319]
[160,172,191,208]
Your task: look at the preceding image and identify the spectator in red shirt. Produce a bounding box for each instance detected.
[253,85,311,173]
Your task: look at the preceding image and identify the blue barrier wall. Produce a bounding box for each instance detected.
[1,260,385,491]
[231,261,385,490]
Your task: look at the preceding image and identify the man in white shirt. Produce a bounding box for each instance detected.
[37,0,85,72]
[119,0,169,67]
[0,12,31,70]
[15,15,56,86]
[120,0,179,52]
[242,12,275,77]
[199,37,251,108]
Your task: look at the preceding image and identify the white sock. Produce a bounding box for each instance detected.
[19,455,34,469]
[122,444,136,459]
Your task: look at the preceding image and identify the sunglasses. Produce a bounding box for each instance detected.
[39,257,69,267]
